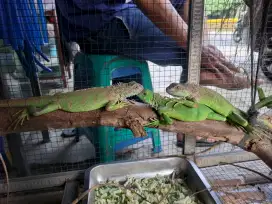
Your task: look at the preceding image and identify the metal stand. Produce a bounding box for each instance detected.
[183,0,205,155]
[6,133,31,176]
[61,180,79,204]
[4,60,50,178]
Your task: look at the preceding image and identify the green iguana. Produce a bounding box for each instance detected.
[137,89,226,127]
[0,81,144,129]
[166,83,250,130]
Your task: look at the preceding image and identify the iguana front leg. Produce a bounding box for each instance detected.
[144,108,174,127]
[145,118,161,127]
[144,113,173,127]
[105,100,129,111]
[160,112,174,125]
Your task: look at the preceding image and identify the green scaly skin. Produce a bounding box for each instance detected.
[257,87,272,109]
[137,89,226,127]
[1,81,144,129]
[166,83,251,131]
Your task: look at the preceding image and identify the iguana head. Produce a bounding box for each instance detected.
[117,81,144,97]
[166,83,192,98]
[137,89,155,105]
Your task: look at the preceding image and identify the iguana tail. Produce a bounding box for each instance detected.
[0,95,52,108]
[232,107,249,119]
[228,112,248,127]
[244,124,254,133]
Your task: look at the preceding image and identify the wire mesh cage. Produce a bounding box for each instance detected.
[0,0,272,203]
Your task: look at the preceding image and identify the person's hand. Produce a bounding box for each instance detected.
[199,45,264,90]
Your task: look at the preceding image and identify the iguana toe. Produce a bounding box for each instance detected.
[12,109,25,117]
[149,117,158,122]
[145,119,160,127]
[8,109,30,130]
[118,101,130,107]
[127,99,138,105]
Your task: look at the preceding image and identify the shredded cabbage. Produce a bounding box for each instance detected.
[94,175,203,204]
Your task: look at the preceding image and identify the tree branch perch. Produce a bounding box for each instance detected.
[0,104,271,169]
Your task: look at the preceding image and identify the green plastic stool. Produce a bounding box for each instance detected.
[74,53,162,162]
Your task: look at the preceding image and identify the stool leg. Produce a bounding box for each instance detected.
[97,127,115,163]
[150,129,162,153]
[6,133,31,176]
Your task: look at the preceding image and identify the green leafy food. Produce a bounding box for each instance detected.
[94,175,203,204]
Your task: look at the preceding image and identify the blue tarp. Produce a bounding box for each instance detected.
[0,0,52,78]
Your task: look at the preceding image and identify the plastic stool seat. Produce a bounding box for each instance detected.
[74,53,162,162]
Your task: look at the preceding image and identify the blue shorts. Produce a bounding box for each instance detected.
[86,7,188,81]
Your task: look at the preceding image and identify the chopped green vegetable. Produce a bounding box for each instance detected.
[94,175,203,204]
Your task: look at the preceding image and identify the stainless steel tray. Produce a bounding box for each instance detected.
[84,157,222,204]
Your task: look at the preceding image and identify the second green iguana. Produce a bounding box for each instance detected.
[166,83,250,131]
[137,89,226,127]
[0,81,144,129]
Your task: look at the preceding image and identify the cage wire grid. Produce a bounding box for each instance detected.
[0,0,271,203]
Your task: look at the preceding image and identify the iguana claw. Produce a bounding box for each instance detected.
[8,108,30,130]
[106,101,130,111]
[118,101,130,109]
[145,118,160,127]
[149,117,157,122]
[127,99,138,105]
[226,120,244,131]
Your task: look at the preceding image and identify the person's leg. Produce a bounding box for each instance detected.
[88,8,188,70]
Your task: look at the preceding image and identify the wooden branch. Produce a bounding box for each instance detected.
[0,104,272,169]
[0,105,243,141]
[248,138,272,169]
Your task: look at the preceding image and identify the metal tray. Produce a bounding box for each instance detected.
[84,157,222,204]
